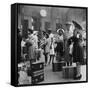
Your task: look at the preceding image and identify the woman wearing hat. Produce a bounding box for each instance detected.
[55,28,65,62]
[68,29,83,79]
[43,33,50,66]
[26,29,36,64]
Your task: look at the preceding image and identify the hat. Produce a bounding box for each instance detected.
[72,20,82,30]
[65,22,72,25]
[57,28,64,33]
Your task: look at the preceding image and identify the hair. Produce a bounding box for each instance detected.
[48,30,52,34]
[28,29,33,34]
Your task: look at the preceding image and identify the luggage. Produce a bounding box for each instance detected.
[31,74,44,84]
[62,65,80,79]
[31,62,44,72]
[52,61,66,72]
[31,62,44,84]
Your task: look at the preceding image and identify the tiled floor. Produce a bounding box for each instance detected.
[18,50,87,85]
[38,51,86,84]
[39,64,86,84]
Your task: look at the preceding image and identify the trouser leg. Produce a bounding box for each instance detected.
[52,55,54,63]
[49,55,52,64]
[69,54,72,66]
[45,53,48,65]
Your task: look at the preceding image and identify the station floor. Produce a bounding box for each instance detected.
[18,50,87,85]
[37,50,86,84]
[38,64,86,84]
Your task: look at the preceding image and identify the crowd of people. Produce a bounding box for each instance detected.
[17,20,86,81]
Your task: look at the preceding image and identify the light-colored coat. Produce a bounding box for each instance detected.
[44,38,50,53]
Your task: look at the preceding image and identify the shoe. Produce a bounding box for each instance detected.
[74,74,82,80]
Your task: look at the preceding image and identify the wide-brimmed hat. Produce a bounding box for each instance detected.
[57,28,64,33]
[72,20,82,30]
[65,21,73,25]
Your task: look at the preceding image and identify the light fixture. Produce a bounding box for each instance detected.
[40,9,47,17]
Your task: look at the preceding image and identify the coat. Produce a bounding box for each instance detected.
[44,38,50,54]
[26,36,36,60]
[68,36,84,63]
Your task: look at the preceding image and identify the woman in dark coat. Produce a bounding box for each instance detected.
[68,30,84,79]
[68,30,84,63]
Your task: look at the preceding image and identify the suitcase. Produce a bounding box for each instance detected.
[62,65,79,79]
[31,70,44,76]
[52,61,66,72]
[31,62,44,72]
[31,62,44,84]
[31,73,44,84]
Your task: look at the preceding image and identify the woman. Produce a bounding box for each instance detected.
[64,22,74,66]
[43,34,50,66]
[49,37,55,64]
[68,30,83,79]
[26,29,36,64]
[55,29,64,62]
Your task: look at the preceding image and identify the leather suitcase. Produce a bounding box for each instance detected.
[31,62,44,84]
[52,61,66,72]
[31,62,44,72]
[62,65,79,79]
[31,73,44,84]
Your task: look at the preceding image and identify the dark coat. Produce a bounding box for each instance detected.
[55,42,64,56]
[68,36,84,63]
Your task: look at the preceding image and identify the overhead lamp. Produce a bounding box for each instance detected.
[40,9,47,17]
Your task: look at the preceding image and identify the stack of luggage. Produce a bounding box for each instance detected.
[31,62,44,84]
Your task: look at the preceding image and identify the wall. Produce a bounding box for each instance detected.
[18,5,86,31]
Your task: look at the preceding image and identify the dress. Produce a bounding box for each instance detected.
[50,42,55,55]
[44,38,50,54]
[68,36,84,63]
[55,35,64,57]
